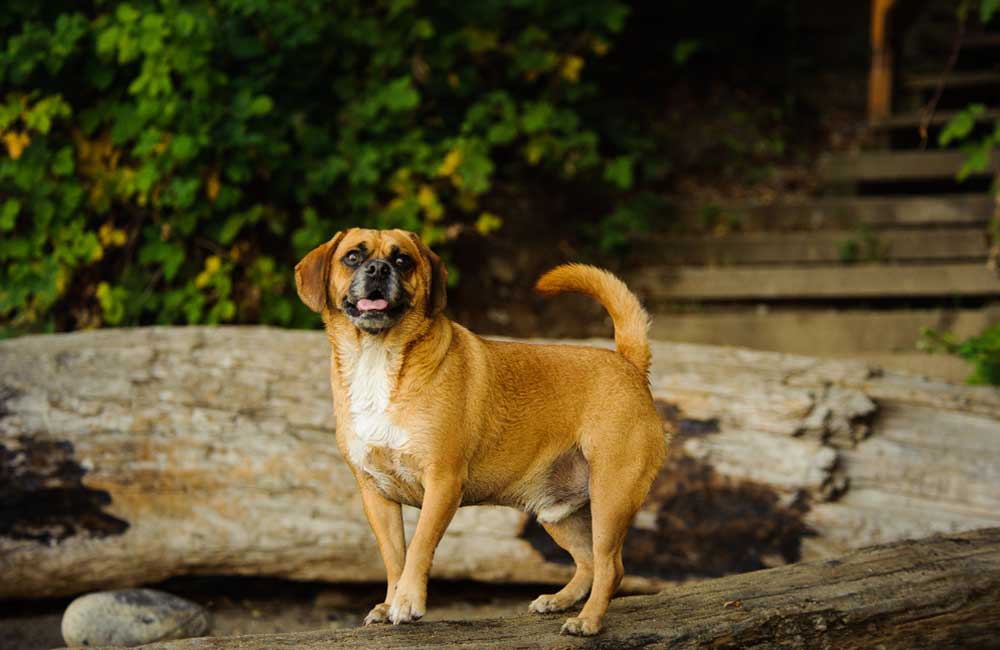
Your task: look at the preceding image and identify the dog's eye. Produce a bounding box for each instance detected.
[343,251,362,267]
[393,254,412,269]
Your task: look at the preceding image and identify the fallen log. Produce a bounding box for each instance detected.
[2,327,999,599]
[80,528,1000,650]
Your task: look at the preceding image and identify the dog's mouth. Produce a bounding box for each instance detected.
[357,290,388,313]
[343,288,409,333]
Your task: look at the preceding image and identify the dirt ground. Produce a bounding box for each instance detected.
[0,578,570,650]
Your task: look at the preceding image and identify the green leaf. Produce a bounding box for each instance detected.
[0,199,21,231]
[604,156,634,189]
[939,104,985,146]
[116,4,139,23]
[982,0,1000,23]
[673,39,701,65]
[170,134,198,161]
[52,146,75,176]
[383,77,420,112]
[958,140,992,181]
[249,95,274,116]
[521,102,554,133]
[139,237,186,280]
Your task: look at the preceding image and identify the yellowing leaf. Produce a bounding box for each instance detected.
[416,185,443,221]
[447,73,460,88]
[437,148,462,176]
[205,255,221,274]
[464,27,498,53]
[560,55,584,82]
[195,271,211,289]
[592,39,609,56]
[3,131,31,159]
[98,222,127,247]
[206,171,221,202]
[475,212,503,235]
[524,141,544,165]
[56,267,69,295]
[389,168,412,194]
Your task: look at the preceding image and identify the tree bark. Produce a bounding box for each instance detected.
[79,528,1000,650]
[2,327,999,599]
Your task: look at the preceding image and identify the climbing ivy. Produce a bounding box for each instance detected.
[0,0,638,335]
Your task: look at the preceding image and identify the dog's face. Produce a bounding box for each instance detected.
[295,228,447,334]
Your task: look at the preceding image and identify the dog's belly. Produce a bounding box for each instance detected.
[493,447,591,523]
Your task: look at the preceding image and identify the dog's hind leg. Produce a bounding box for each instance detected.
[529,506,593,614]
[560,441,658,636]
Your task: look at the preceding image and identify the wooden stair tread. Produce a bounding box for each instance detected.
[670,195,993,231]
[905,70,1000,91]
[631,228,989,266]
[819,150,996,182]
[961,32,1000,48]
[645,307,1000,358]
[870,108,1000,130]
[627,263,1000,301]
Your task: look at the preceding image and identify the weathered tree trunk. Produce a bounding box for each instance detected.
[2,327,999,599]
[77,528,1000,650]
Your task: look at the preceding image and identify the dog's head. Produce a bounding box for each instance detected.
[295,228,447,334]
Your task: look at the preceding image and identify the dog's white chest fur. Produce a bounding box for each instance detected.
[343,338,415,493]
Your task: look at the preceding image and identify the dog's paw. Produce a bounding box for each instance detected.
[560,616,602,636]
[363,603,391,626]
[388,591,426,624]
[529,594,576,614]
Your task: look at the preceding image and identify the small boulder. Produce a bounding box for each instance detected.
[61,588,210,647]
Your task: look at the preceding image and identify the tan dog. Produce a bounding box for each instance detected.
[295,228,666,636]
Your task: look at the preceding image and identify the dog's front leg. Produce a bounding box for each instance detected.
[358,483,406,625]
[388,469,464,624]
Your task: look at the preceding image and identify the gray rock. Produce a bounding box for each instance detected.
[61,588,210,647]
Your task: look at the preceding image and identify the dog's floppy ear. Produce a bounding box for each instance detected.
[408,232,448,317]
[295,231,345,313]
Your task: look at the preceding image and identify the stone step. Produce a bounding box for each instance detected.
[819,150,996,183]
[670,194,994,231]
[630,228,988,266]
[627,263,1000,301]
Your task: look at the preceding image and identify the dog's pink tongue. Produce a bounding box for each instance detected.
[357,298,389,312]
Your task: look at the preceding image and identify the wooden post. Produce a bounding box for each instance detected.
[868,0,897,124]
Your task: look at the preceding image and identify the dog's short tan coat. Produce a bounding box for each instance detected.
[296,228,666,636]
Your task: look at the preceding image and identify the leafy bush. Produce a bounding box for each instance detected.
[921,325,1000,386]
[940,1,1000,184]
[1,0,642,335]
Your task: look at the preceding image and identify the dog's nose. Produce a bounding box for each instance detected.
[363,259,392,280]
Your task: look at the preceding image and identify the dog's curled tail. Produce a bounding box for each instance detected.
[535,264,651,376]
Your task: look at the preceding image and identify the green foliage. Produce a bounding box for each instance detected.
[939,103,1000,182]
[672,39,701,66]
[1,0,644,335]
[976,0,1000,22]
[944,3,1000,183]
[588,192,670,252]
[920,324,1000,386]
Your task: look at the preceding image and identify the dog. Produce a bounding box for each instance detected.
[295,228,666,636]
